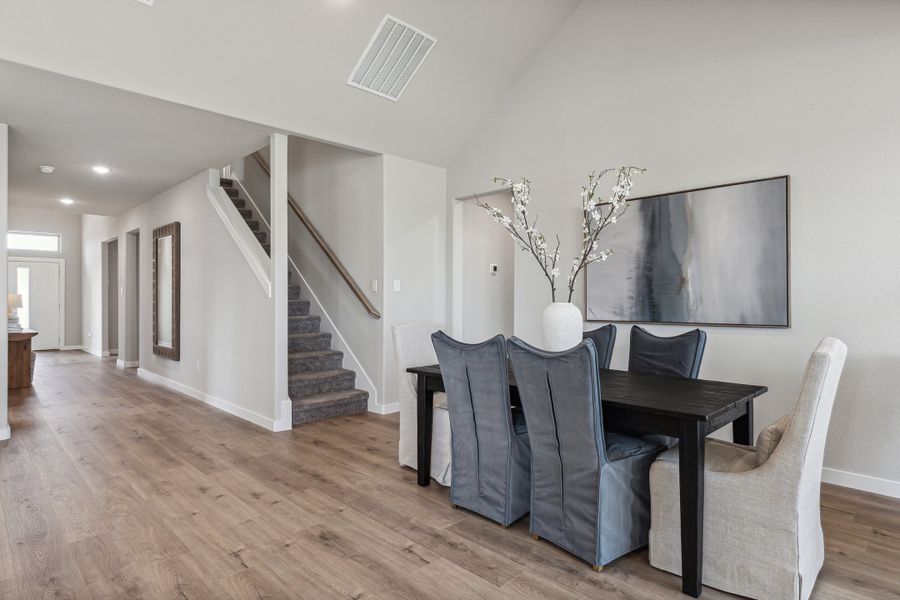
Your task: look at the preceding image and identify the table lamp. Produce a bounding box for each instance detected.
[8,293,23,331]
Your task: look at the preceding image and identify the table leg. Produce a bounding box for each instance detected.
[732,398,754,446]
[416,374,434,487]
[679,420,706,597]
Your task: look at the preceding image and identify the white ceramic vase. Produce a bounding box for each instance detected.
[541,302,583,351]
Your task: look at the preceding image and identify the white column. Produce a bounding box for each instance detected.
[0,124,10,440]
[270,133,291,431]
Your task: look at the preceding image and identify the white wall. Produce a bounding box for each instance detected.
[461,193,514,342]
[448,0,900,496]
[83,171,278,426]
[283,137,385,395]
[382,155,448,411]
[8,205,82,347]
[81,214,117,356]
[0,124,9,440]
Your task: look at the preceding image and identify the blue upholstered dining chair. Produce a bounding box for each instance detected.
[431,331,531,527]
[628,326,707,379]
[583,324,617,369]
[508,337,665,570]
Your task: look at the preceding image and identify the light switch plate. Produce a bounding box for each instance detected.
[371,280,378,293]
[392,280,401,292]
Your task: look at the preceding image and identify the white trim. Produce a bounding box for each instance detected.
[205,179,271,297]
[81,345,102,357]
[101,351,111,357]
[823,467,900,500]
[274,399,293,432]
[9,255,66,350]
[116,359,139,369]
[62,345,82,351]
[370,401,399,415]
[0,424,9,441]
[137,368,278,431]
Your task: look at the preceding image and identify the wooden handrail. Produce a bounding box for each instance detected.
[251,151,382,319]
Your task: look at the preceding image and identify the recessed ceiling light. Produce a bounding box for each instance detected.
[59,198,75,205]
[39,165,55,174]
[92,165,111,175]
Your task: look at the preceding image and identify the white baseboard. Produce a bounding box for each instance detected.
[136,368,278,431]
[370,401,399,415]
[273,399,293,432]
[823,467,900,499]
[110,349,119,356]
[81,345,103,357]
[101,351,110,357]
[0,424,10,441]
[116,359,139,369]
[62,345,82,351]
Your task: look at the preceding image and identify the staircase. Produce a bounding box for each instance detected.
[220,178,369,425]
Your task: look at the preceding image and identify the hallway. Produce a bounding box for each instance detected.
[1,352,898,599]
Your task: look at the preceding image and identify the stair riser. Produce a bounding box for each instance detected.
[289,300,311,316]
[225,187,240,198]
[238,209,252,219]
[289,352,342,373]
[254,231,267,243]
[288,286,302,301]
[232,198,246,209]
[292,395,368,425]
[289,372,356,398]
[244,219,259,231]
[288,316,320,334]
[289,335,331,352]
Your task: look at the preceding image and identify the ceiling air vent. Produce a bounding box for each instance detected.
[348,15,436,102]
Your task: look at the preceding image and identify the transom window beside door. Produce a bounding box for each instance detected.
[8,231,61,252]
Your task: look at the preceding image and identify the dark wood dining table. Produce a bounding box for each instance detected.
[407,364,767,598]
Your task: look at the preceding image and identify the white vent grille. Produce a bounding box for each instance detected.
[348,15,436,102]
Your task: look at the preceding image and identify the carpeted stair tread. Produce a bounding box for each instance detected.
[291,389,368,425]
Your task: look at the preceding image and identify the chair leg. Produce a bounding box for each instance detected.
[592,565,604,572]
[531,533,540,541]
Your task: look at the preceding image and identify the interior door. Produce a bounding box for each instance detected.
[8,261,61,351]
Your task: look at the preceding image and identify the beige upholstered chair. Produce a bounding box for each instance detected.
[392,320,452,486]
[649,337,847,600]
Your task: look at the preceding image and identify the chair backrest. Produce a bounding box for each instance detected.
[628,325,707,379]
[392,320,442,397]
[431,332,514,509]
[508,337,607,534]
[772,338,847,482]
[583,324,617,369]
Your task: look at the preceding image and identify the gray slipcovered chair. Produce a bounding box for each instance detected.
[649,338,847,600]
[508,337,665,570]
[628,325,707,379]
[583,324,617,369]
[431,331,531,527]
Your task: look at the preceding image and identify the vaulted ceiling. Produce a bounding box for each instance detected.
[0,0,580,167]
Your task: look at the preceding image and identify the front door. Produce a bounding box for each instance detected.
[8,260,61,351]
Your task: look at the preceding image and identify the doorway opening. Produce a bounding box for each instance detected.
[102,238,119,357]
[454,190,515,341]
[122,229,140,368]
[7,257,65,351]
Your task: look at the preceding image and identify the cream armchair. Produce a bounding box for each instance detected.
[392,321,452,486]
[649,337,847,600]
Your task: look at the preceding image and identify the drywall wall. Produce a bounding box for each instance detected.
[448,0,900,495]
[282,137,385,398]
[82,171,277,426]
[0,124,9,440]
[106,239,118,353]
[81,214,117,356]
[7,205,82,347]
[461,192,514,342]
[382,154,448,412]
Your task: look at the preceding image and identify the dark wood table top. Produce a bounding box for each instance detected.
[407,364,767,423]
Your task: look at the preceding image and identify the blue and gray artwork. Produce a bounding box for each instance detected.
[586,177,788,327]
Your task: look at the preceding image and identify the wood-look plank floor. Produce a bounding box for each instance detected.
[1,351,898,599]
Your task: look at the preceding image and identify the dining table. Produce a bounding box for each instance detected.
[407,364,768,598]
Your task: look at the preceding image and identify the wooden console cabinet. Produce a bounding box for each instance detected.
[8,330,38,389]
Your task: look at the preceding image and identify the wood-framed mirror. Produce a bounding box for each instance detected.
[153,222,181,360]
